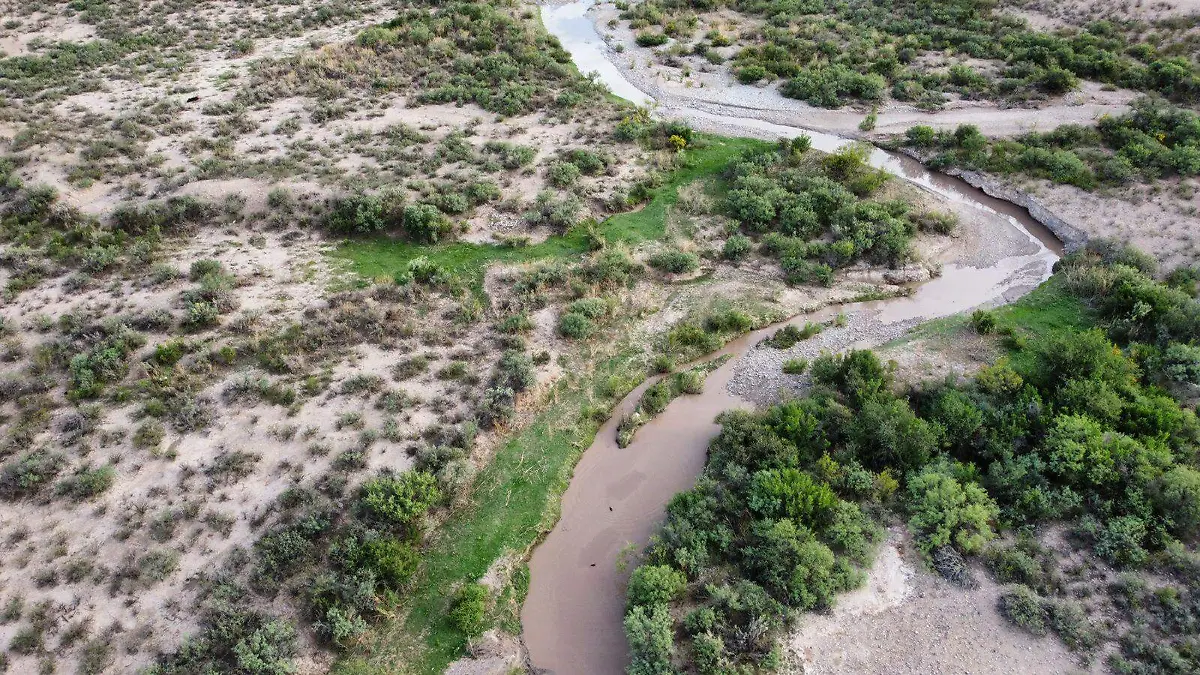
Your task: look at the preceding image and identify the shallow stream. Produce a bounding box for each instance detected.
[523,4,1064,673]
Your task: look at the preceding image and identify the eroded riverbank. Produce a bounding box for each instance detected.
[522,3,1066,673]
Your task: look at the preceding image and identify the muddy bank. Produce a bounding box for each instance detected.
[893,148,1091,252]
[522,4,1067,673]
[521,230,1056,674]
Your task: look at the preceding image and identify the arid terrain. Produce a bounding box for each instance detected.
[1,1,1199,675]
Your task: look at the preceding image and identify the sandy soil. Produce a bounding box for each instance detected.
[1000,0,1200,28]
[584,3,1137,139]
[0,214,561,672]
[787,530,1094,675]
[1008,178,1200,270]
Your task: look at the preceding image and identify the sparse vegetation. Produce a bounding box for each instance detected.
[904,98,1200,190]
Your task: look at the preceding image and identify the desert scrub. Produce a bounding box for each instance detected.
[616,357,728,447]
[648,249,700,274]
[905,98,1200,190]
[0,450,65,500]
[392,355,430,380]
[243,1,608,117]
[621,0,1200,107]
[55,465,115,501]
[723,142,928,285]
[66,320,146,399]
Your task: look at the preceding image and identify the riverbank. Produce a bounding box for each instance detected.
[519,3,1079,673]
[569,0,1133,139]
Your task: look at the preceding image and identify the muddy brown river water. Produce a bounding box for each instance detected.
[522,4,1065,673]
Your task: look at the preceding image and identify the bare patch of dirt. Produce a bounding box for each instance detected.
[786,530,1094,675]
[1018,178,1200,270]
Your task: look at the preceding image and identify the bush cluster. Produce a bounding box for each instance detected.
[625,0,1200,108]
[722,142,924,284]
[908,97,1200,189]
[627,247,1200,670]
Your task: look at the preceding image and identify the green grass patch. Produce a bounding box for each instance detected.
[889,275,1096,349]
[339,344,647,674]
[330,135,768,297]
[990,275,1096,337]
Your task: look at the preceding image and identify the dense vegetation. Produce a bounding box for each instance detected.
[244,0,601,117]
[721,138,953,284]
[625,241,1200,673]
[621,0,1200,108]
[903,97,1200,189]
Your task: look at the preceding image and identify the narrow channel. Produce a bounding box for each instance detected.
[523,4,1064,673]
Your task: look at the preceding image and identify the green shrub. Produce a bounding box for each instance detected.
[913,210,958,235]
[402,203,451,243]
[494,349,535,393]
[1154,467,1200,536]
[1045,598,1102,652]
[450,584,489,637]
[744,518,858,609]
[640,381,672,416]
[558,312,595,339]
[624,604,674,675]
[1162,343,1200,384]
[649,250,700,274]
[327,194,388,234]
[497,313,534,334]
[55,465,115,500]
[998,584,1047,635]
[567,297,610,319]
[627,565,686,608]
[722,234,752,260]
[1083,514,1148,567]
[478,387,515,429]
[906,463,998,555]
[635,32,670,47]
[781,65,886,108]
[189,258,224,281]
[359,472,440,535]
[737,64,768,83]
[484,141,536,169]
[0,451,64,500]
[548,161,582,187]
[525,191,581,231]
[970,309,997,334]
[749,468,838,529]
[782,358,809,375]
[406,256,441,284]
[905,125,937,147]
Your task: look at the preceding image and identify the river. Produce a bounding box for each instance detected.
[522,3,1064,673]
